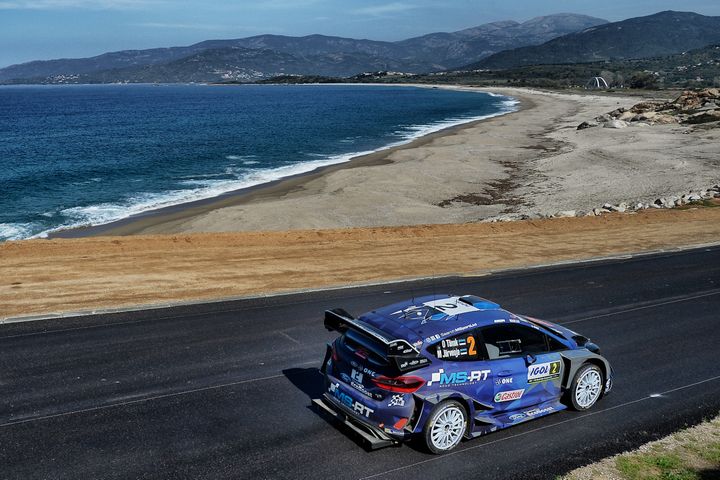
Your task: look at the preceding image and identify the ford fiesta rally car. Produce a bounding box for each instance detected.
[313,294,613,454]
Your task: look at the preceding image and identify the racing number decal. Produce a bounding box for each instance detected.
[467,335,477,356]
[549,361,560,376]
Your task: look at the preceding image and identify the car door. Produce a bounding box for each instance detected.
[479,324,563,413]
[427,331,495,406]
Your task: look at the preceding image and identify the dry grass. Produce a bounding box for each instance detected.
[2,207,720,320]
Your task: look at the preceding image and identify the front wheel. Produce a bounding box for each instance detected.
[569,364,604,411]
[423,400,467,454]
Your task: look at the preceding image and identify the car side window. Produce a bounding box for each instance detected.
[431,332,484,361]
[480,324,550,360]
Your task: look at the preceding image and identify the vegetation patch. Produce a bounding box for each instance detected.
[562,415,720,480]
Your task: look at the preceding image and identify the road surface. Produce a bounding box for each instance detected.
[1,246,720,479]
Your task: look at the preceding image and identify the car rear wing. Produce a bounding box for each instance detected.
[324,309,431,372]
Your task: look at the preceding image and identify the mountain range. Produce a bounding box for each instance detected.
[471,11,720,70]
[0,14,607,84]
[2,11,719,85]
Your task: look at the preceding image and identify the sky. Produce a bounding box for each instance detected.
[2,0,720,68]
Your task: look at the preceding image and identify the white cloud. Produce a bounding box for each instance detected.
[352,2,418,16]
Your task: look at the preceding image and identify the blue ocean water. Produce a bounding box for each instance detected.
[0,84,516,240]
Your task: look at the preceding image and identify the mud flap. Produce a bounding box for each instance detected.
[312,397,400,450]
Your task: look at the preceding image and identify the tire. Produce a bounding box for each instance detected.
[422,400,468,454]
[568,364,604,411]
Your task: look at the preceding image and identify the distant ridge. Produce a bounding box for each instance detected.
[471,11,720,70]
[0,13,607,84]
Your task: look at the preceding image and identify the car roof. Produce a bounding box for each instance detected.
[358,294,524,346]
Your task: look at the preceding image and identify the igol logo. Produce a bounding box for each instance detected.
[527,361,561,383]
[426,368,490,387]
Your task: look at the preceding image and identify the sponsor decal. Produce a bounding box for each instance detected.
[494,389,525,403]
[328,382,375,418]
[350,381,378,399]
[493,319,505,323]
[426,368,491,387]
[508,413,526,421]
[397,357,430,370]
[496,377,513,385]
[349,362,377,378]
[527,361,562,383]
[526,406,554,417]
[423,298,480,315]
[425,323,478,343]
[388,395,405,407]
[351,369,363,383]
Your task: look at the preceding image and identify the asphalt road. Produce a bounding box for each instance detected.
[2,246,720,479]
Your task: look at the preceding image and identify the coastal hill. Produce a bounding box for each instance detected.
[0,13,607,83]
[472,11,720,69]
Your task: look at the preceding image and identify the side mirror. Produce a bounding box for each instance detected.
[525,354,537,365]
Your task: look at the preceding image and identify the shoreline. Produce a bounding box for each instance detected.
[51,84,523,238]
[48,84,720,237]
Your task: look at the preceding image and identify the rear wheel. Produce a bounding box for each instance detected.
[569,364,603,411]
[423,400,467,454]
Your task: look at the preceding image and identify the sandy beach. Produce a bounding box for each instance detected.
[79,86,719,236]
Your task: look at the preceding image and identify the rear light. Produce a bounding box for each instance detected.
[372,375,425,393]
[331,347,338,362]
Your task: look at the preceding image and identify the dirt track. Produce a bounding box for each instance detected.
[2,207,720,320]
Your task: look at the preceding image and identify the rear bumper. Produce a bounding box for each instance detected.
[312,395,401,450]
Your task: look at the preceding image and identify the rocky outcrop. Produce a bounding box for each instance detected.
[579,88,720,129]
[485,185,720,222]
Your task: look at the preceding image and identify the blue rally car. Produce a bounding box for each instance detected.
[313,294,613,454]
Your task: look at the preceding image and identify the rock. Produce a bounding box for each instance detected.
[650,203,662,209]
[684,110,720,125]
[609,204,626,213]
[635,203,645,210]
[603,120,628,129]
[632,112,657,122]
[688,194,702,201]
[602,203,614,210]
[630,101,665,113]
[577,121,598,130]
[595,114,613,123]
[554,210,577,218]
[592,208,603,216]
[654,198,664,206]
[654,114,678,125]
[618,111,636,122]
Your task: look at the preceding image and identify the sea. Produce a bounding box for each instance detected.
[0,84,517,241]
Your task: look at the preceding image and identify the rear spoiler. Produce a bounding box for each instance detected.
[324,309,431,372]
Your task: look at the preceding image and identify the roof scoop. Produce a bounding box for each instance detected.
[458,295,500,310]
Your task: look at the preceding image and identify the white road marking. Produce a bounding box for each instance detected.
[360,374,720,480]
[560,289,720,326]
[0,361,319,429]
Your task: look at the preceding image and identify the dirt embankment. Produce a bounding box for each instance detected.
[3,207,720,320]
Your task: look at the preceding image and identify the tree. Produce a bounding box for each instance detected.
[629,71,659,89]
